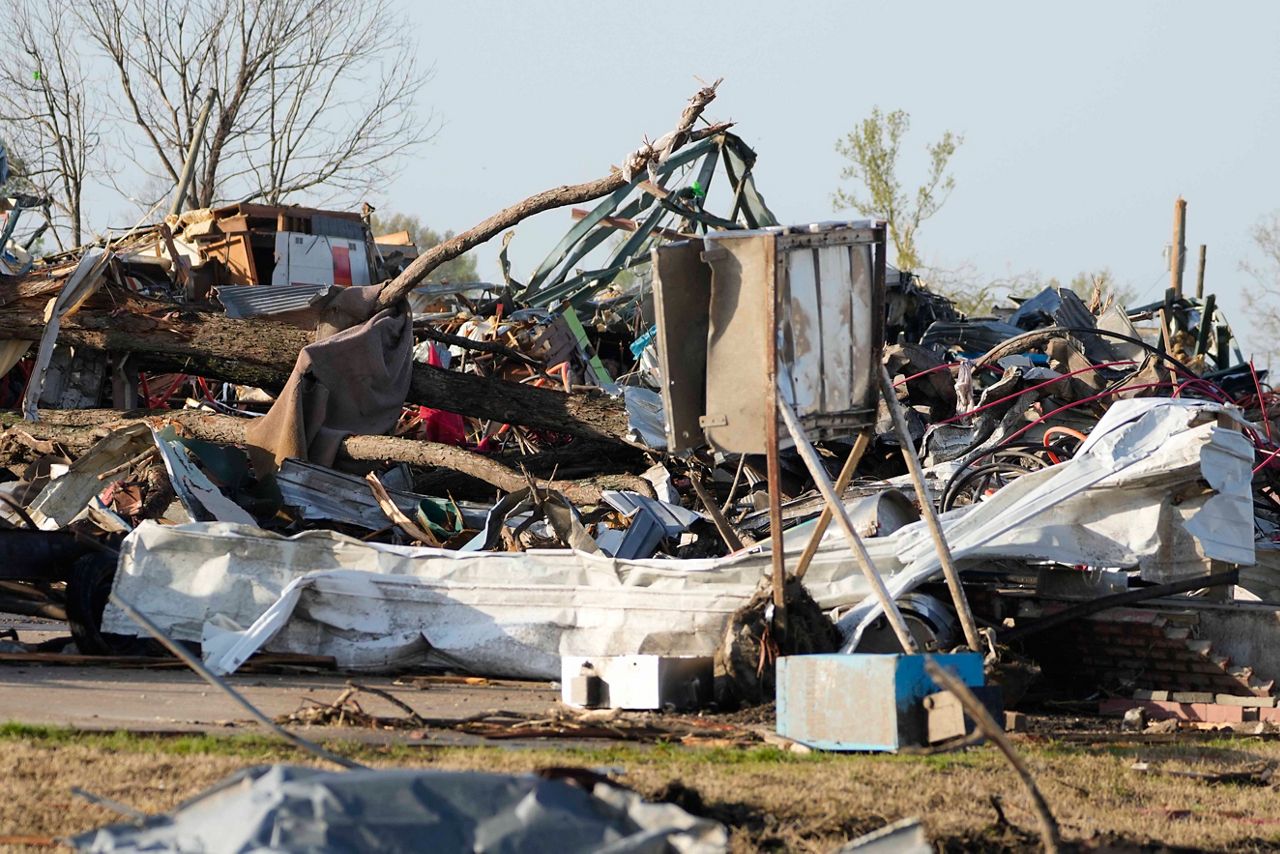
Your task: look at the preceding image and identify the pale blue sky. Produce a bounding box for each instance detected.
[380,1,1280,356]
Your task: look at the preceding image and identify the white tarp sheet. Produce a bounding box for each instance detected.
[837,399,1258,647]
[103,400,1260,676]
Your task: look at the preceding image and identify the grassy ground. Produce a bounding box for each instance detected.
[2,723,1279,852]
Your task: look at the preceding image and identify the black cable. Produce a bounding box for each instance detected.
[976,325,1199,380]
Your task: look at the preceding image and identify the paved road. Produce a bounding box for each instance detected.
[0,663,560,742]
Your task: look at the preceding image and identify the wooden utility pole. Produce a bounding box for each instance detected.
[1170,197,1187,297]
[1196,244,1207,299]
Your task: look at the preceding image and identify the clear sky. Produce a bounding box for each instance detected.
[379,1,1280,356]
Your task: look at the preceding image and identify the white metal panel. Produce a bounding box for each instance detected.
[848,245,875,404]
[273,233,371,288]
[783,247,820,413]
[816,244,854,414]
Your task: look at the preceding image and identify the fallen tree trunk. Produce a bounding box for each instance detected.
[0,409,654,504]
[0,84,729,444]
[0,291,635,444]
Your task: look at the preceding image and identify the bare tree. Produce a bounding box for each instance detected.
[78,0,434,211]
[0,0,100,249]
[1242,212,1280,363]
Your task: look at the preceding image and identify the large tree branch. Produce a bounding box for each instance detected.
[374,80,728,310]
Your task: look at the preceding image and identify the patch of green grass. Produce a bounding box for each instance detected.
[0,721,294,759]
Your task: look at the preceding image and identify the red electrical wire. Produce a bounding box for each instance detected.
[1255,445,1280,474]
[1171,377,1232,403]
[993,381,1178,450]
[935,360,1138,426]
[1250,359,1274,444]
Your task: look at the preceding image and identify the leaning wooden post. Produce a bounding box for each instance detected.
[764,236,788,628]
[924,657,1062,853]
[877,365,982,652]
[1170,196,1187,298]
[1195,244,1207,300]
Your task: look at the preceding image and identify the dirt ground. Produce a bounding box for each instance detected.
[3,722,1280,852]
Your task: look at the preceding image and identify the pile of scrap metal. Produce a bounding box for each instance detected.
[1,96,1278,715]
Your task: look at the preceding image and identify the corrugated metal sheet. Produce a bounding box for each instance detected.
[216,283,332,318]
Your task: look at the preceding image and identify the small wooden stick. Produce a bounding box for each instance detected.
[923,657,1062,854]
[689,473,743,552]
[365,473,442,547]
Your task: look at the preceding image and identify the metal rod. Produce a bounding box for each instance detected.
[777,395,916,653]
[793,431,870,580]
[168,88,218,218]
[71,787,148,824]
[877,365,981,651]
[1194,293,1216,357]
[109,591,365,770]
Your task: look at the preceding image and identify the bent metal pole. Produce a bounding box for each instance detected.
[877,364,982,651]
[776,394,917,653]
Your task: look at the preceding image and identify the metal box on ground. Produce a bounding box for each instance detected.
[560,655,713,710]
[776,653,985,752]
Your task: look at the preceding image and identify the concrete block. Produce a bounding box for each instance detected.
[1171,691,1215,704]
[560,655,712,710]
[1133,690,1170,701]
[923,686,1003,744]
[776,653,984,752]
[1004,711,1027,733]
[1214,694,1278,707]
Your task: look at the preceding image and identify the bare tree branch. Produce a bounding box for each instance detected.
[375,80,730,310]
[0,0,101,247]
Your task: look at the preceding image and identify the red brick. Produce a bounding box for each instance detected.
[1259,707,1280,722]
[1195,704,1245,723]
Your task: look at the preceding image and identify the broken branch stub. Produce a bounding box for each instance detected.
[374,81,730,311]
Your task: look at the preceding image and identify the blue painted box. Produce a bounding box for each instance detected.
[776,653,985,752]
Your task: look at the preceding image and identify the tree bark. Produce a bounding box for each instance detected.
[0,409,654,504]
[0,285,634,444]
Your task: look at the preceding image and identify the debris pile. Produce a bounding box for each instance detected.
[2,83,1279,740]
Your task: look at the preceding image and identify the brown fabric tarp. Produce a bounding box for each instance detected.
[246,286,413,474]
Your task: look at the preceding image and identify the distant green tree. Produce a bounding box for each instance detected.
[832,107,962,271]
[370,212,479,283]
